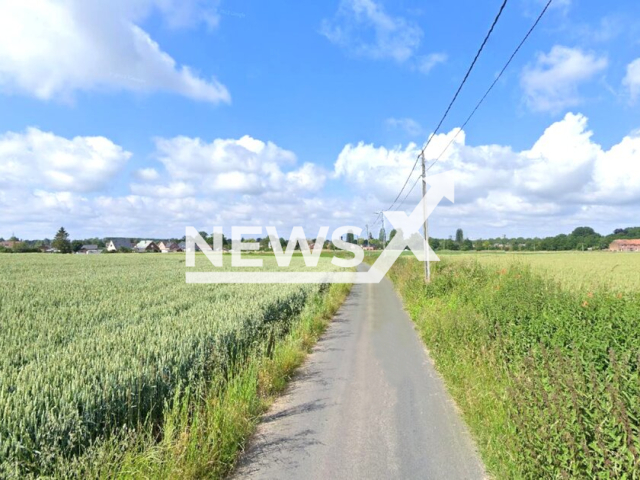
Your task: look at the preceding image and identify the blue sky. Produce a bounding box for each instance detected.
[0,0,639,241]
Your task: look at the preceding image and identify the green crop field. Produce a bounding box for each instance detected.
[0,253,345,478]
[439,251,640,292]
[386,252,640,478]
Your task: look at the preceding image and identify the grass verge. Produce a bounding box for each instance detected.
[384,257,640,479]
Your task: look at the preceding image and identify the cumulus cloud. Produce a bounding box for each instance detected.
[135,168,160,181]
[521,46,607,113]
[623,58,640,103]
[320,0,423,63]
[0,0,229,103]
[3,118,640,240]
[153,134,324,195]
[334,112,640,235]
[0,128,131,192]
[130,181,196,198]
[0,129,334,238]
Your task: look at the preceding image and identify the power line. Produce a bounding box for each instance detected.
[383,0,509,214]
[426,0,554,174]
[397,0,554,209]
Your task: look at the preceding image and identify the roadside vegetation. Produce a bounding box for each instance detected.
[386,253,640,478]
[0,254,350,478]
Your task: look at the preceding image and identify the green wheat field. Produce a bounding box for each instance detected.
[0,254,345,478]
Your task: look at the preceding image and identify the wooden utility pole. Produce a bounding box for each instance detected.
[374,212,386,250]
[381,215,386,250]
[421,153,431,282]
[365,224,369,247]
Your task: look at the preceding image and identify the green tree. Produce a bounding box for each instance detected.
[571,226,597,237]
[71,240,83,252]
[389,229,397,241]
[52,227,72,253]
[455,228,464,244]
[346,232,355,244]
[259,237,271,251]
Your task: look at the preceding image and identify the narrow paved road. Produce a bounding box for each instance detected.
[233,267,485,480]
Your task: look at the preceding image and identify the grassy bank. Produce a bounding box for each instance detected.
[386,257,640,478]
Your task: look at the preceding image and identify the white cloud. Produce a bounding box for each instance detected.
[320,0,423,63]
[623,58,640,103]
[386,117,423,136]
[0,0,229,103]
[285,163,327,193]
[334,112,640,236]
[416,53,447,74]
[0,129,335,239]
[3,118,640,240]
[521,46,608,113]
[135,168,160,181]
[153,134,307,194]
[130,181,195,198]
[150,134,328,197]
[514,113,600,199]
[0,128,131,192]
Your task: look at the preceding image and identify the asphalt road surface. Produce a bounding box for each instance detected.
[233,267,485,480]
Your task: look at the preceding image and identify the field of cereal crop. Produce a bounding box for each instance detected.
[440,251,640,292]
[0,253,345,478]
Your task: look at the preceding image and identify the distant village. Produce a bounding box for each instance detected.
[0,238,189,254]
[1,226,640,254]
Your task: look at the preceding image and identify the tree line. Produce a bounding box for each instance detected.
[2,226,640,254]
[424,226,640,252]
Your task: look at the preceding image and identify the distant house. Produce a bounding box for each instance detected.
[609,239,640,252]
[158,241,183,253]
[106,238,134,252]
[79,245,101,254]
[179,241,200,253]
[0,240,19,249]
[134,240,161,253]
[363,245,376,251]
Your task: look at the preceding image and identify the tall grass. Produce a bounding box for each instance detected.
[388,257,640,478]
